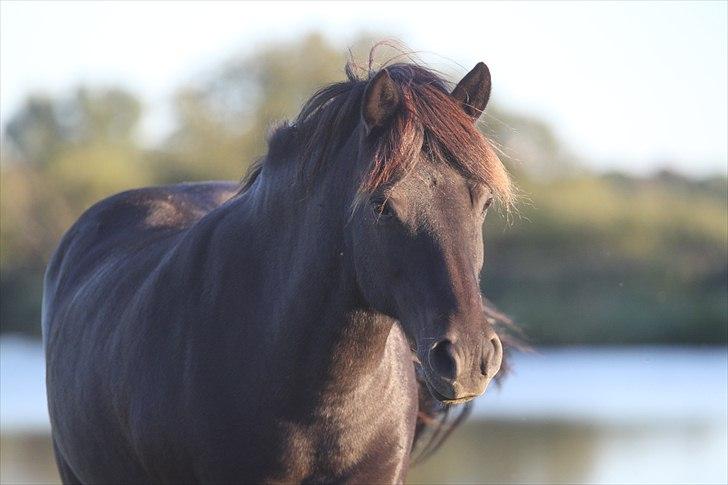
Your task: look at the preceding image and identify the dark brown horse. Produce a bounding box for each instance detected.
[42,58,514,483]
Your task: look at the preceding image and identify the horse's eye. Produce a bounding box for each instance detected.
[371,197,394,219]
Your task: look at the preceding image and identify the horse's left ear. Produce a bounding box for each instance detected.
[452,62,491,120]
[362,68,401,134]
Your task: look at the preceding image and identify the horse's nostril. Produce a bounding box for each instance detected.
[428,339,458,380]
[481,335,503,376]
[491,336,502,355]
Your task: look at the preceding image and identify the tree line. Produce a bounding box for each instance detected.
[1,32,725,344]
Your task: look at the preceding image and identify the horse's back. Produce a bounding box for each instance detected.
[42,181,237,331]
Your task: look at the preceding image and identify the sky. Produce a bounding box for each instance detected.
[1,1,726,176]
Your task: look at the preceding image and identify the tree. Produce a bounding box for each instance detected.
[1,87,147,335]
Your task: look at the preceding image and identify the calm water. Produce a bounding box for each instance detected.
[1,337,726,484]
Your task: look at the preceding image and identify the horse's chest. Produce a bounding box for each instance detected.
[288,367,418,480]
[275,391,417,483]
[174,360,417,483]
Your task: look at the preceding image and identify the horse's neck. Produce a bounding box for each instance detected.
[212,142,403,398]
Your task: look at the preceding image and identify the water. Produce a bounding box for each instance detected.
[1,336,726,484]
[1,337,48,433]
[472,347,728,423]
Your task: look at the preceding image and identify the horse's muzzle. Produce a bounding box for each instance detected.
[423,330,503,403]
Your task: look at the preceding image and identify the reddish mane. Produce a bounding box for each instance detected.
[252,61,513,207]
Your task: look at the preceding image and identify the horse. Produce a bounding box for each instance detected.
[42,58,514,484]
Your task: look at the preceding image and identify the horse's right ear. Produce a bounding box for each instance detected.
[362,69,400,134]
[452,62,491,120]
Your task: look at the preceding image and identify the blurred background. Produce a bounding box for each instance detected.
[1,1,726,484]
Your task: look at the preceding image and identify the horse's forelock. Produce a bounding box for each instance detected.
[360,67,513,208]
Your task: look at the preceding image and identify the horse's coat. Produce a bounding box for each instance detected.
[43,59,512,484]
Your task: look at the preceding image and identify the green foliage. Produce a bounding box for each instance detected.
[1,32,726,344]
[484,173,728,345]
[159,32,391,182]
[484,106,584,180]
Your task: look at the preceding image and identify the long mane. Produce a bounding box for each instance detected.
[242,58,519,462]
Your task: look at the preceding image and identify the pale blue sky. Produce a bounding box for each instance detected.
[1,1,726,176]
